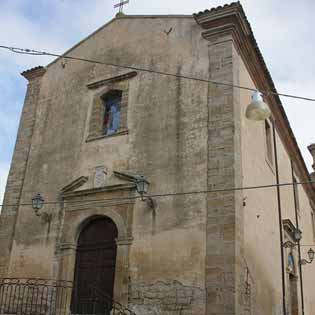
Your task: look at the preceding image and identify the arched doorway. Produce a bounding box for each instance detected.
[71,217,118,314]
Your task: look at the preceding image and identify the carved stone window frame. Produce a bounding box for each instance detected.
[86,72,137,142]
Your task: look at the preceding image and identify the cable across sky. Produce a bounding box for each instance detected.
[0,180,314,208]
[1,45,315,102]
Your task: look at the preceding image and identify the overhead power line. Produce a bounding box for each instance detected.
[1,45,315,102]
[0,180,314,208]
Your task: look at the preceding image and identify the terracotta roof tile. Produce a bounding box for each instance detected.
[21,66,46,81]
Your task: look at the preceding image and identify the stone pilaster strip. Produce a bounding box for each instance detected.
[205,35,245,314]
[0,67,44,276]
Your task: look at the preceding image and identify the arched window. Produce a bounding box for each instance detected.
[102,90,122,135]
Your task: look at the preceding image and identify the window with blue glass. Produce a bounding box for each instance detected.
[102,90,122,135]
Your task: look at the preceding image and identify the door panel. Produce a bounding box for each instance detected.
[71,217,118,314]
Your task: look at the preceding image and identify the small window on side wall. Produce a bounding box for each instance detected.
[265,120,273,165]
[102,90,122,135]
[293,175,300,214]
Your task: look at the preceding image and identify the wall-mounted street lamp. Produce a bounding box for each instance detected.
[300,248,315,265]
[245,91,271,121]
[135,175,150,200]
[135,175,156,209]
[31,193,52,223]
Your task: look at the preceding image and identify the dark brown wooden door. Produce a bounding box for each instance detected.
[71,217,118,314]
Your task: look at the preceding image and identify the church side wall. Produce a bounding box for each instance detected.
[239,56,315,315]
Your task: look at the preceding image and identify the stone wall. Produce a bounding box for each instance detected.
[129,280,205,315]
[0,67,45,277]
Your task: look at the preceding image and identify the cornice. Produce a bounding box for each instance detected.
[116,237,133,246]
[61,176,88,194]
[87,71,137,89]
[21,66,46,81]
[62,183,136,199]
[283,219,300,239]
[194,2,315,202]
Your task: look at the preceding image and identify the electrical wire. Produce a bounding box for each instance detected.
[0,180,314,208]
[1,45,315,102]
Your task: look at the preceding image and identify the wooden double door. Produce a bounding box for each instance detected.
[71,217,118,314]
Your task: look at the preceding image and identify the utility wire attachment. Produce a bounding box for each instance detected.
[1,45,315,102]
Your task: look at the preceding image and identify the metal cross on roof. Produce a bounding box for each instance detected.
[114,0,129,14]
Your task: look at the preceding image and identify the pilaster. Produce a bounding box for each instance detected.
[0,66,46,277]
[205,35,244,314]
[195,6,245,314]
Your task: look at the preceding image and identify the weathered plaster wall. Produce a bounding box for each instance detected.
[239,55,315,314]
[2,9,313,315]
[1,16,210,314]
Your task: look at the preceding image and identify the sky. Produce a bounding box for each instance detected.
[0,0,314,206]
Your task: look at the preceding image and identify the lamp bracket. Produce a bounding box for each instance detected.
[283,241,297,249]
[145,197,156,210]
[300,259,311,265]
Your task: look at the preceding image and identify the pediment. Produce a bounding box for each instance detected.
[61,176,88,193]
[60,171,137,198]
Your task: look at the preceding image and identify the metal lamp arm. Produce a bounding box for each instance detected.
[300,258,313,265]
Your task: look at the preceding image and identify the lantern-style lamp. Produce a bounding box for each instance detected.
[300,247,315,265]
[245,91,271,121]
[135,175,150,201]
[308,248,315,262]
[32,193,44,215]
[31,193,51,222]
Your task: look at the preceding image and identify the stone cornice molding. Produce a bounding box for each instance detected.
[87,71,137,89]
[62,183,136,199]
[194,2,315,202]
[61,176,89,194]
[116,237,133,246]
[283,219,300,240]
[56,242,77,252]
[21,66,46,81]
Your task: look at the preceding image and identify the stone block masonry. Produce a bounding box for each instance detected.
[129,280,205,315]
[0,67,46,277]
[205,35,245,314]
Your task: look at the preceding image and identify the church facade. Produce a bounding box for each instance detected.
[1,2,315,315]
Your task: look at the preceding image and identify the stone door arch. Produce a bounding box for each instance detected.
[71,217,118,314]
